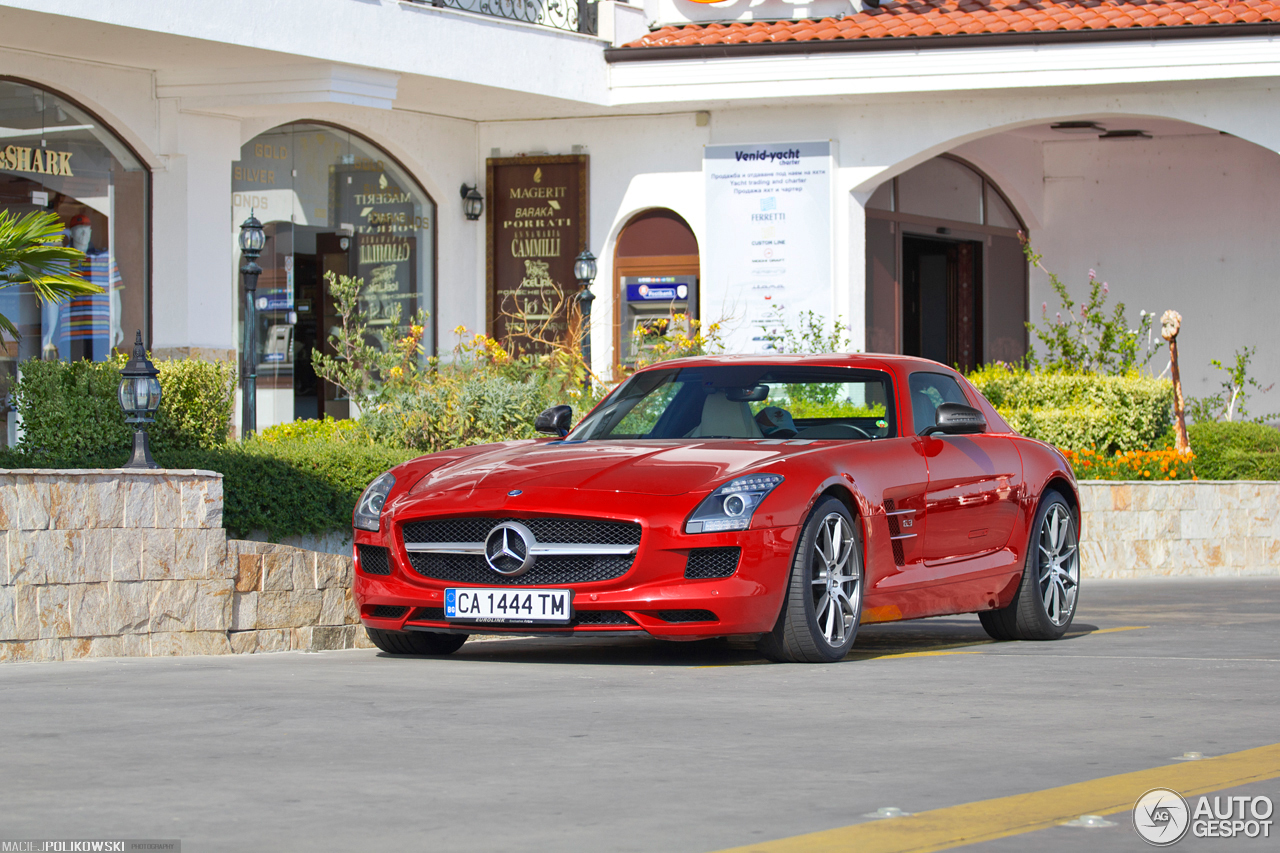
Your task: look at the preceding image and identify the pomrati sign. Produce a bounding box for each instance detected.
[486,155,588,353]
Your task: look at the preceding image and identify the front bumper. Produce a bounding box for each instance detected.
[353,488,798,640]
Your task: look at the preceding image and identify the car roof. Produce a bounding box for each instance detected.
[635,352,958,375]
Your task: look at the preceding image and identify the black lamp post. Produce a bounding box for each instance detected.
[460,184,484,221]
[573,248,597,391]
[238,211,266,438]
[118,330,161,469]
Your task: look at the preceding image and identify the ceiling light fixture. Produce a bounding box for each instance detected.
[1099,129,1152,140]
[1050,121,1105,134]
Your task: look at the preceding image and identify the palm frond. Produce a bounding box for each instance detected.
[0,210,97,340]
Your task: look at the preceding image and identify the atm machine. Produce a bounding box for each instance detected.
[620,275,698,364]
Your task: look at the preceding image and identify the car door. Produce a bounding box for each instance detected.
[909,371,1023,566]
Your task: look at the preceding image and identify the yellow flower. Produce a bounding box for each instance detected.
[411,325,424,338]
[389,366,403,379]
[453,325,468,336]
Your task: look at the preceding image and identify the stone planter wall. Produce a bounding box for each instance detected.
[0,469,368,663]
[1079,480,1280,578]
[3,472,1278,662]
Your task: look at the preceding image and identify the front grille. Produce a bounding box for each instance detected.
[685,547,740,579]
[358,545,391,575]
[656,610,718,623]
[407,553,633,585]
[403,517,641,546]
[407,606,634,627]
[369,604,407,619]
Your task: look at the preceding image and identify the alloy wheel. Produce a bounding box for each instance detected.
[809,511,861,647]
[1037,503,1079,626]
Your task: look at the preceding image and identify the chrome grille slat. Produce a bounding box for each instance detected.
[401,517,641,586]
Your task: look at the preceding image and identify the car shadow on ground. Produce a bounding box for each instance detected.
[376,615,1104,667]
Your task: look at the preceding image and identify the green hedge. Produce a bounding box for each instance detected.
[967,365,1173,453]
[1187,421,1280,480]
[12,356,236,459]
[0,437,419,539]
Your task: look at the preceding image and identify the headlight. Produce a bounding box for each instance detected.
[354,472,395,532]
[685,474,784,534]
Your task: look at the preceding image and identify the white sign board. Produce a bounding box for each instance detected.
[703,141,834,354]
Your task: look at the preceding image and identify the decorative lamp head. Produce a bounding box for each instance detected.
[117,330,161,425]
[573,249,597,288]
[238,210,266,259]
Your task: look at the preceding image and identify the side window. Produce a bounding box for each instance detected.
[909,372,969,435]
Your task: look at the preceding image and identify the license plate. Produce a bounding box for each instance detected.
[444,588,572,624]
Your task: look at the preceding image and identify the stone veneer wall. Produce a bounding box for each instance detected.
[1078,481,1280,578]
[0,469,368,663]
[3,472,1278,662]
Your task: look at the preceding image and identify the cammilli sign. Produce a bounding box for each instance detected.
[486,155,588,352]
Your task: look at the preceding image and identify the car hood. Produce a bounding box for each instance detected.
[408,439,826,497]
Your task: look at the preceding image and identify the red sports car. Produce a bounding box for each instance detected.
[352,355,1081,663]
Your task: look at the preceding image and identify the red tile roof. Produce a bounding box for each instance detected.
[622,0,1280,49]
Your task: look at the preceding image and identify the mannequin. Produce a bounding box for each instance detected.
[43,212,122,360]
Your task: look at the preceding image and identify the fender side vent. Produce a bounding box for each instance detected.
[884,500,905,567]
[357,545,392,575]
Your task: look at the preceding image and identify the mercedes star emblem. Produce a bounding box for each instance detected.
[484,521,536,577]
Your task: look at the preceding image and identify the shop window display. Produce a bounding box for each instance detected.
[232,123,436,426]
[0,79,149,446]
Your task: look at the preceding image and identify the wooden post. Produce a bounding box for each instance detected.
[1161,310,1190,453]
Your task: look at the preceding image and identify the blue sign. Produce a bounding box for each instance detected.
[627,282,690,303]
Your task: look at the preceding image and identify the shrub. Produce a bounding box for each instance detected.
[258,416,365,445]
[967,364,1172,453]
[11,355,236,461]
[1187,421,1280,480]
[0,435,420,539]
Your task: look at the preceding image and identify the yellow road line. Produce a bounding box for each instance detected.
[1085,625,1148,635]
[712,742,1280,853]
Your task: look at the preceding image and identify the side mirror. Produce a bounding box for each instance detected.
[535,405,573,437]
[923,402,986,436]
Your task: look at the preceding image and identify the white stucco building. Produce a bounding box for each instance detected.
[1,0,1277,435]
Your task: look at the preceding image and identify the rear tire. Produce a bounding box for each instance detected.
[757,496,864,663]
[979,491,1079,641]
[366,627,468,656]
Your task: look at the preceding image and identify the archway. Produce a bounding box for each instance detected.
[0,77,150,447]
[865,155,1027,372]
[612,209,699,366]
[232,121,437,425]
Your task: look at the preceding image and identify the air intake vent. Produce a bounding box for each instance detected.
[656,610,718,623]
[685,547,740,579]
[411,607,446,621]
[358,545,392,575]
[369,605,407,619]
[574,611,637,626]
[884,499,905,567]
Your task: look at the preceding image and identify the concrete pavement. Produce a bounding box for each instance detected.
[2,577,1278,852]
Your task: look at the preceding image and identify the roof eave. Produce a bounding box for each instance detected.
[604,20,1280,63]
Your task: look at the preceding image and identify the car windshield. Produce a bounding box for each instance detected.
[568,366,895,441]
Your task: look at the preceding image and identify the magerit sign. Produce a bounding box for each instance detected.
[485,154,588,352]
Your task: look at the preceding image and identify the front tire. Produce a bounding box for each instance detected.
[979,491,1080,641]
[758,496,864,663]
[366,627,468,656]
